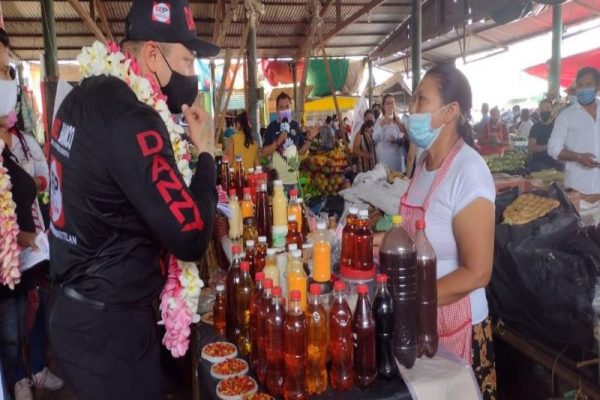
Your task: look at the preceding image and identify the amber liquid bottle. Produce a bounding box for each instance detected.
[250,272,264,372]
[257,278,273,384]
[306,284,328,395]
[286,214,304,249]
[226,245,243,343]
[255,236,268,273]
[353,210,375,279]
[329,281,354,390]
[283,290,308,400]
[236,261,255,356]
[340,207,358,276]
[213,284,226,337]
[267,286,286,397]
[415,220,438,358]
[353,284,377,388]
[221,157,230,191]
[245,240,257,280]
[255,183,272,244]
[235,155,246,200]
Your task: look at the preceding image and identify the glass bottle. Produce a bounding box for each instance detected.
[287,249,308,312]
[245,240,257,280]
[243,216,259,246]
[257,278,273,384]
[255,183,272,244]
[379,215,418,368]
[250,272,264,372]
[264,248,280,287]
[255,236,268,273]
[353,284,377,388]
[241,187,254,219]
[221,156,230,192]
[288,188,303,232]
[329,281,354,390]
[237,261,255,356]
[226,245,243,343]
[373,273,396,379]
[298,198,310,237]
[213,283,226,337]
[283,290,308,400]
[228,189,242,240]
[267,286,286,397]
[306,284,328,395]
[340,207,358,277]
[286,214,304,250]
[235,155,245,200]
[352,210,375,279]
[415,220,438,358]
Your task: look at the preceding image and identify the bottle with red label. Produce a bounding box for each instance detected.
[329,281,354,390]
[372,274,396,379]
[257,278,273,383]
[267,286,286,397]
[255,236,268,273]
[250,272,264,371]
[286,214,303,249]
[340,207,358,277]
[236,261,255,356]
[226,245,243,343]
[283,290,308,400]
[415,220,438,358]
[213,284,226,337]
[353,284,377,388]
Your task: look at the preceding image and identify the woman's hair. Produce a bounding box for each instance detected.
[424,64,474,147]
[325,116,332,124]
[235,111,254,148]
[382,94,396,118]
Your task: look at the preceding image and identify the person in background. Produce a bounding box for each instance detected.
[223,116,235,140]
[515,108,533,139]
[319,115,335,151]
[343,116,352,138]
[364,109,375,123]
[512,104,521,126]
[529,99,561,172]
[480,103,490,125]
[548,66,600,198]
[331,114,339,133]
[353,119,377,173]
[261,92,318,189]
[478,106,509,156]
[373,94,408,172]
[227,111,258,171]
[376,64,496,399]
[372,102,382,120]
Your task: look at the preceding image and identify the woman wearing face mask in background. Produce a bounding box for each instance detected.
[352,120,377,173]
[479,106,509,156]
[372,94,408,173]
[528,99,562,172]
[374,64,497,399]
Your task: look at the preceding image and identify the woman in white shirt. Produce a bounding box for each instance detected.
[373,94,408,172]
[376,65,496,399]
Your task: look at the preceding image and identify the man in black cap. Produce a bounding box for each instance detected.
[47,1,219,398]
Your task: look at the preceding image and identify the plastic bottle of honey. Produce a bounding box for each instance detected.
[241,187,254,219]
[287,249,308,312]
[272,180,288,248]
[288,189,303,232]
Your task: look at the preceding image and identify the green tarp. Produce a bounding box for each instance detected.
[306,59,350,97]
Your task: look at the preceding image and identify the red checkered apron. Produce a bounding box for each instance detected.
[400,138,473,363]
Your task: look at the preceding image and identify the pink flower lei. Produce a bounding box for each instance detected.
[0,140,22,289]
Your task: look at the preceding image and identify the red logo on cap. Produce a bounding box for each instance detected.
[152,2,171,24]
[184,6,195,31]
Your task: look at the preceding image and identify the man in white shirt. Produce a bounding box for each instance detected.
[548,66,600,195]
[516,108,534,139]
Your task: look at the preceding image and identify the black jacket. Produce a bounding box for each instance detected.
[50,76,216,303]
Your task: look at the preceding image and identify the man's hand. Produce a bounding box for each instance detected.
[17,231,39,252]
[182,105,214,157]
[306,125,319,140]
[276,132,288,147]
[578,153,598,168]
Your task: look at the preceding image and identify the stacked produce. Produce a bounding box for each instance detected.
[484,149,527,173]
[302,147,350,198]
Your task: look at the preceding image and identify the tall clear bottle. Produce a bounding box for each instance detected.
[267,286,286,397]
[372,274,396,379]
[264,248,280,287]
[353,284,377,389]
[352,210,375,279]
[228,189,242,240]
[255,236,268,273]
[236,261,255,356]
[340,207,358,276]
[213,284,227,337]
[287,249,308,312]
[235,155,246,200]
[257,278,273,383]
[379,215,418,368]
[415,220,438,358]
[288,189,303,232]
[241,187,254,219]
[226,245,243,344]
[255,183,272,244]
[272,180,289,248]
[283,291,308,400]
[329,281,354,390]
[250,272,265,372]
[306,284,328,395]
[286,214,304,249]
[311,222,333,295]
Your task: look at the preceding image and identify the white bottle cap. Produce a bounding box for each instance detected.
[258,236,267,243]
[297,198,303,204]
[229,167,235,172]
[292,249,302,258]
[288,214,296,221]
[274,180,283,186]
[246,240,255,247]
[288,244,298,251]
[256,166,263,172]
[302,243,313,249]
[248,168,255,173]
[235,155,242,161]
[359,210,369,218]
[267,248,277,256]
[348,207,358,215]
[260,183,267,191]
[216,284,225,292]
[317,222,327,230]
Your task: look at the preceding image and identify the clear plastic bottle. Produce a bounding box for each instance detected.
[329,281,354,390]
[264,248,280,287]
[255,236,268,273]
[312,222,331,285]
[372,274,396,379]
[288,250,308,312]
[226,245,243,344]
[340,207,358,276]
[267,286,286,397]
[352,210,375,279]
[286,214,304,250]
[272,180,289,247]
[256,183,272,244]
[283,290,308,400]
[241,187,254,219]
[306,284,328,395]
[235,155,246,200]
[228,189,242,240]
[221,156,230,192]
[236,261,255,356]
[353,284,377,389]
[250,272,265,372]
[213,284,226,337]
[245,240,257,279]
[379,215,418,368]
[415,220,438,358]
[257,278,273,384]
[288,189,303,232]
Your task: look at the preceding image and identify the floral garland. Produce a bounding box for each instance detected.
[0,140,22,289]
[77,41,202,357]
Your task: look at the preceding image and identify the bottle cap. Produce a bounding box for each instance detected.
[297,198,303,204]
[216,284,225,292]
[348,207,358,215]
[290,290,301,301]
[243,216,255,226]
[231,245,241,254]
[229,167,235,172]
[376,274,388,283]
[392,214,403,225]
[290,189,298,197]
[288,214,296,221]
[243,187,251,193]
[222,156,229,163]
[288,243,298,251]
[357,284,369,294]
[317,222,327,230]
[267,248,277,256]
[229,189,237,198]
[235,155,242,161]
[359,210,369,218]
[274,180,283,186]
[240,252,246,258]
[260,183,267,191]
[302,243,313,249]
[256,166,262,172]
[309,283,321,295]
[249,168,255,173]
[333,280,346,292]
[292,249,302,258]
[246,240,255,247]
[263,279,273,289]
[255,271,265,281]
[240,261,250,272]
[272,286,282,296]
[258,236,267,243]
[416,220,426,230]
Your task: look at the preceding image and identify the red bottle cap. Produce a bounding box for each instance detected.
[243,187,251,193]
[272,286,282,296]
[334,281,346,292]
[229,189,236,197]
[255,272,265,282]
[416,220,426,230]
[290,290,301,301]
[263,279,273,289]
[231,245,241,254]
[240,261,250,272]
[309,284,321,295]
[357,284,369,295]
[376,274,388,283]
[290,189,298,197]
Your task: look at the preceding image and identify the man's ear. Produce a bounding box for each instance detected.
[140,41,161,75]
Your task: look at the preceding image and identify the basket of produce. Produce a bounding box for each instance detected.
[484,149,528,174]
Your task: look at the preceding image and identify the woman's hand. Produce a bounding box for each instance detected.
[373,231,385,254]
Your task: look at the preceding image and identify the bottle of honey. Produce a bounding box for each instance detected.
[306,284,328,395]
[286,214,303,249]
[241,187,254,219]
[283,290,308,400]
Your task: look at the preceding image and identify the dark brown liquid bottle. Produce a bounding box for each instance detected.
[213,284,226,337]
[255,236,268,273]
[372,274,396,379]
[221,157,230,192]
[235,155,246,200]
[379,215,418,369]
[340,207,358,277]
[415,220,438,358]
[353,284,377,389]
[255,183,272,245]
[226,245,243,344]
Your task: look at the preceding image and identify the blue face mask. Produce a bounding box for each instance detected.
[576,87,597,105]
[404,109,444,149]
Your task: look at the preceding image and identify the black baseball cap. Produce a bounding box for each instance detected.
[125,0,220,57]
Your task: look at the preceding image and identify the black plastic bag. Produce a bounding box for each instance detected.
[487,184,600,347]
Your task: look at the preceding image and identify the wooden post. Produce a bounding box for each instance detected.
[292,61,298,116]
[321,46,345,145]
[65,0,107,43]
[94,0,114,42]
[41,0,59,159]
[368,58,374,108]
[214,49,232,140]
[247,23,259,144]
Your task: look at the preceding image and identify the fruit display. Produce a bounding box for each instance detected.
[301,147,350,198]
[484,149,527,173]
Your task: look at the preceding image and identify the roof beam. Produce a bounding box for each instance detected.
[7,32,392,39]
[11,44,377,51]
[65,0,106,43]
[3,17,403,25]
[11,0,411,4]
[94,0,114,42]
[321,0,387,43]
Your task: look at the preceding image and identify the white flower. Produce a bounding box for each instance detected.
[284,143,298,159]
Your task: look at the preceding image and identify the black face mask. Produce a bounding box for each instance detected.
[373,109,381,120]
[540,111,551,122]
[156,49,198,114]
